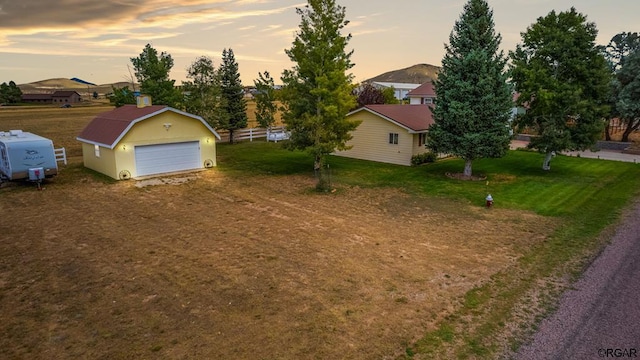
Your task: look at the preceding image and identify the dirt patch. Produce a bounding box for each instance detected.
[445,172,488,181]
[0,170,555,359]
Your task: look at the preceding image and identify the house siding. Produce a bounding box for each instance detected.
[335,111,415,166]
[82,143,118,179]
[116,111,216,178]
[81,110,217,179]
[412,134,429,156]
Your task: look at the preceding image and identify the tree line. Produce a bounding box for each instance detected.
[430,1,639,175]
[0,81,22,105]
[107,0,639,186]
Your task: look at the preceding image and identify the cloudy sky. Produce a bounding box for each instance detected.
[0,0,638,86]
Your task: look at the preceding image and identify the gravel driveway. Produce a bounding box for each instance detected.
[516,199,640,359]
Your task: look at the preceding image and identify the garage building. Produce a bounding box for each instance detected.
[77,98,220,180]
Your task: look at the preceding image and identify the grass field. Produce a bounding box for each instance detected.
[1,105,639,359]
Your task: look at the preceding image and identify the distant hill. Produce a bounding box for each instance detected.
[18,78,138,95]
[365,64,440,84]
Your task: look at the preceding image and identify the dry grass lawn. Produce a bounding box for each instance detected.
[0,105,555,359]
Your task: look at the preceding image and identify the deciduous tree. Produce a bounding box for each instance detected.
[426,0,513,177]
[613,49,640,142]
[182,56,221,128]
[109,86,136,107]
[605,32,640,142]
[130,44,182,108]
[218,48,247,144]
[354,83,384,108]
[0,81,22,104]
[253,71,278,130]
[510,8,611,170]
[280,0,359,190]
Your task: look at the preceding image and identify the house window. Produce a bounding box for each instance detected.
[388,133,399,145]
[418,133,427,147]
[94,144,100,158]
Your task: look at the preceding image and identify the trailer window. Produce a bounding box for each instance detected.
[94,145,100,158]
[1,147,7,164]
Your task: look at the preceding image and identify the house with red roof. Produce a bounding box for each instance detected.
[76,97,220,180]
[334,104,434,166]
[21,91,82,104]
[407,82,436,105]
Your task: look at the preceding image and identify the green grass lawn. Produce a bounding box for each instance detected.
[218,141,640,359]
[219,141,639,217]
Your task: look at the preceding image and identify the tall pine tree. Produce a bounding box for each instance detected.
[427,0,512,178]
[510,8,610,170]
[280,0,358,191]
[219,48,247,144]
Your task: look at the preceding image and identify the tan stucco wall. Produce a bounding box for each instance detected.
[82,143,118,179]
[334,111,417,166]
[82,110,217,180]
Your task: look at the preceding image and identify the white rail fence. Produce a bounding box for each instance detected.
[54,147,67,165]
[217,126,290,143]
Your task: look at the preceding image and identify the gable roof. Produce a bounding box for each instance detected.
[77,105,221,149]
[22,94,53,100]
[348,104,434,133]
[407,82,436,97]
[52,91,80,97]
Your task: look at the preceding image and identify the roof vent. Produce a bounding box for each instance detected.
[136,95,152,108]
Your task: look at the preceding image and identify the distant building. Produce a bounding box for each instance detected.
[407,82,436,105]
[371,82,422,101]
[21,90,82,104]
[21,94,54,104]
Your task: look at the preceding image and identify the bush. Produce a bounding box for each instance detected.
[411,152,437,166]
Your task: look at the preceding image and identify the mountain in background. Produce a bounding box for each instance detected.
[17,64,441,95]
[18,78,137,95]
[365,63,440,84]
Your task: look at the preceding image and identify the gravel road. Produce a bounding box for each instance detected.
[516,199,640,359]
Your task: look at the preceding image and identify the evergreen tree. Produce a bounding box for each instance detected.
[253,71,278,130]
[182,56,221,128]
[130,44,182,108]
[219,48,247,144]
[510,8,611,170]
[426,0,512,177]
[280,0,359,190]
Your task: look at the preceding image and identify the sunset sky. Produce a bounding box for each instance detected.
[0,0,638,86]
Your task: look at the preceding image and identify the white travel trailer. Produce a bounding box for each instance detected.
[0,130,65,181]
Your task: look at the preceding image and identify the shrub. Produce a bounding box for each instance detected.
[411,152,437,166]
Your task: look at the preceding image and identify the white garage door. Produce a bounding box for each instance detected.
[134,141,201,176]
